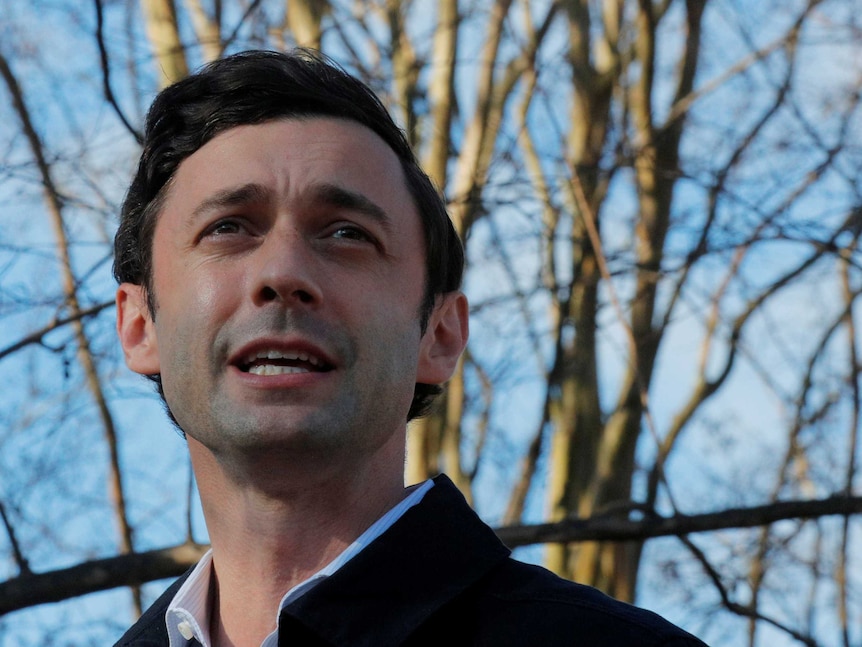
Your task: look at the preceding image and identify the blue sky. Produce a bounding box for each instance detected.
[1,1,861,645]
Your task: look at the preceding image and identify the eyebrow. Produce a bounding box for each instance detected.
[188,181,394,232]
[310,183,393,231]
[190,183,272,220]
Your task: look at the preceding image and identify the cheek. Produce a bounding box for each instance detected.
[363,303,422,379]
[195,274,235,315]
[153,270,236,375]
[161,262,238,320]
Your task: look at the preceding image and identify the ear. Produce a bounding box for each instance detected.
[116,283,160,375]
[416,291,469,384]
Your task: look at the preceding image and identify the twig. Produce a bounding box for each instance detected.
[93,0,143,144]
[0,301,114,362]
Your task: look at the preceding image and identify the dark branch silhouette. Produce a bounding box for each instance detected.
[93,0,144,144]
[496,493,862,547]
[0,543,208,615]
[2,494,861,616]
[0,301,114,362]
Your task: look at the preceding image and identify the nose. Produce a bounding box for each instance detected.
[250,230,323,307]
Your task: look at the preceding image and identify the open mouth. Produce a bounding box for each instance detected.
[238,349,333,376]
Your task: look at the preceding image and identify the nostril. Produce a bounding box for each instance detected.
[257,286,315,304]
[295,289,313,304]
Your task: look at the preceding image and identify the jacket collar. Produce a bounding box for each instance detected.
[279,474,510,646]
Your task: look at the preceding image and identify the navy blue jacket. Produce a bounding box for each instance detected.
[114,474,708,646]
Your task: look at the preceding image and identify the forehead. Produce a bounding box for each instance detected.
[157,117,422,235]
[174,117,405,191]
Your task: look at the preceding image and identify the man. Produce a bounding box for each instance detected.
[113,49,707,647]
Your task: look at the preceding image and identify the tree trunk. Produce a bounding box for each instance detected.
[141,0,189,87]
[286,0,329,50]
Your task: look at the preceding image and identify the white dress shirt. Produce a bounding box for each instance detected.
[164,479,434,647]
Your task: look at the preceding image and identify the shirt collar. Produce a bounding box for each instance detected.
[164,479,435,646]
[165,550,214,647]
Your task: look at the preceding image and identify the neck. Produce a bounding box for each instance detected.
[187,434,408,647]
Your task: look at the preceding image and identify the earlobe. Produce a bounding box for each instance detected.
[116,283,160,375]
[416,291,469,384]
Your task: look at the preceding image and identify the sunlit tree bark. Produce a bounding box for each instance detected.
[141,0,189,87]
[185,0,224,62]
[286,0,329,50]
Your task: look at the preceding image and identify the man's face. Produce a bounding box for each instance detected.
[118,118,459,465]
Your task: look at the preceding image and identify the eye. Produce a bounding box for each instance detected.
[202,218,244,238]
[330,224,374,242]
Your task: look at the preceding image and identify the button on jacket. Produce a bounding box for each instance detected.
[114,474,708,647]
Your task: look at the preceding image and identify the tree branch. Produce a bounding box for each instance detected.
[0,49,139,613]
[0,543,208,615]
[496,494,862,547]
[678,534,818,647]
[3,495,861,615]
[0,300,114,362]
[93,0,144,144]
[0,501,30,576]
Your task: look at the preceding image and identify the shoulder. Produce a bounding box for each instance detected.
[404,476,708,645]
[458,558,708,646]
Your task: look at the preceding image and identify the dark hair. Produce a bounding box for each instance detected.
[113,49,464,421]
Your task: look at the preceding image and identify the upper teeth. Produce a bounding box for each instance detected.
[244,349,322,366]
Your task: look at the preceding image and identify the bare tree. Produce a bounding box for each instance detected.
[0,1,860,645]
